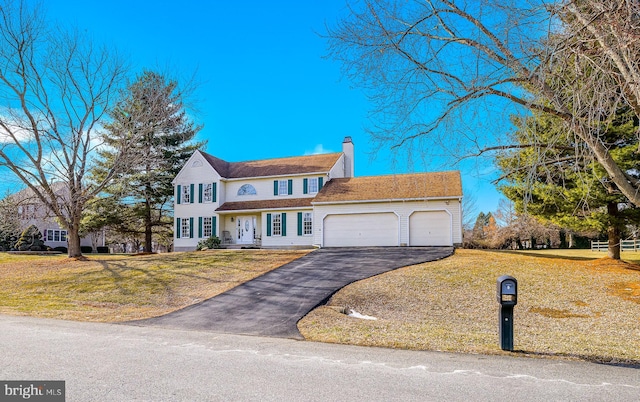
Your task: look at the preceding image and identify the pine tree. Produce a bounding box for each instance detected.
[91,71,204,252]
[496,106,640,259]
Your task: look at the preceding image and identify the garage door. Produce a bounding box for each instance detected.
[409,211,452,246]
[323,213,398,247]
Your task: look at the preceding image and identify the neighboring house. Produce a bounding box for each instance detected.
[173,137,463,251]
[10,183,102,251]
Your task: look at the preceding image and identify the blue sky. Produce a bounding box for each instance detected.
[40,0,502,214]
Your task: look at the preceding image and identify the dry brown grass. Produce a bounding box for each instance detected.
[0,250,309,322]
[298,249,640,366]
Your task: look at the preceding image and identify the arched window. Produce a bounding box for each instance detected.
[237,184,257,196]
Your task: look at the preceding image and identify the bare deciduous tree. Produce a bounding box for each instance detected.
[0,0,135,257]
[327,0,640,206]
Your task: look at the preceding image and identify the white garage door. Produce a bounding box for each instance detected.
[323,213,398,247]
[409,211,452,246]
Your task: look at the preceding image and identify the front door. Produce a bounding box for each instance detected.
[237,216,255,243]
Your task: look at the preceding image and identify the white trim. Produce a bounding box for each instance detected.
[312,196,462,206]
[217,206,312,214]
[221,171,332,182]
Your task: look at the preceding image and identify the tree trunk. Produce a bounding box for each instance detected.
[67,226,82,258]
[144,198,153,253]
[607,202,621,260]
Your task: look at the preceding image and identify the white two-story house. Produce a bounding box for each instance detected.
[173,137,463,251]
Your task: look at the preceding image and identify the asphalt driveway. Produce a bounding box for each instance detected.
[128,247,453,339]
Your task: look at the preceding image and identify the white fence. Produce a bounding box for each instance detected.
[591,239,640,252]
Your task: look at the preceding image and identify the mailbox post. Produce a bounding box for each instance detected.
[496,275,517,351]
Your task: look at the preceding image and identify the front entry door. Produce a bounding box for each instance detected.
[237,216,255,243]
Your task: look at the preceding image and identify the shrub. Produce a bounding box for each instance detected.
[80,246,94,254]
[196,236,222,250]
[96,246,109,253]
[14,225,46,251]
[53,246,68,254]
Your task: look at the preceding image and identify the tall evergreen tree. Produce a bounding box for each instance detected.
[92,71,204,252]
[496,106,640,259]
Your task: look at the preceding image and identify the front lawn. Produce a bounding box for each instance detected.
[0,250,310,322]
[298,249,640,366]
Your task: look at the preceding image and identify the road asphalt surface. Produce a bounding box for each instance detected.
[128,247,454,338]
[1,315,638,401]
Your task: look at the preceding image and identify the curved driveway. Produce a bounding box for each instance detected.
[129,247,453,339]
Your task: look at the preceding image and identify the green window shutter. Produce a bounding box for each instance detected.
[190,184,195,203]
[198,184,203,203]
[177,185,181,204]
[297,212,303,236]
[176,218,181,239]
[318,177,324,190]
[287,180,293,195]
[266,213,272,236]
[273,180,278,196]
[303,178,308,194]
[213,216,217,237]
[213,182,217,202]
[189,217,194,238]
[282,213,287,236]
[198,217,203,238]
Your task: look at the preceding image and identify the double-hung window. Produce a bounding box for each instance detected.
[278,180,288,196]
[308,178,319,194]
[303,177,323,194]
[303,212,313,235]
[181,185,191,204]
[202,183,213,203]
[274,179,293,196]
[181,218,191,238]
[272,213,282,236]
[203,217,212,238]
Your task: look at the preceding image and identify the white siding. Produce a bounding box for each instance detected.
[328,154,346,179]
[224,176,322,203]
[173,152,222,251]
[260,210,315,248]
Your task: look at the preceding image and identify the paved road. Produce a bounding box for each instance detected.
[130,247,453,338]
[1,315,638,401]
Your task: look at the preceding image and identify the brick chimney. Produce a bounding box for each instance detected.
[342,136,354,177]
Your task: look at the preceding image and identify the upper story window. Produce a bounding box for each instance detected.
[303,177,324,195]
[308,178,319,194]
[238,184,257,196]
[203,183,213,202]
[181,185,191,204]
[278,180,288,195]
[274,179,293,196]
[17,204,37,219]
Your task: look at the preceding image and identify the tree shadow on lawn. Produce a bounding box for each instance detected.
[497,250,595,261]
[89,259,256,291]
[512,349,640,369]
